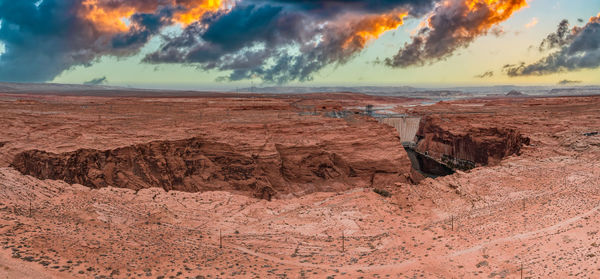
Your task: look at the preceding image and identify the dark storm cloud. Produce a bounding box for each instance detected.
[143,4,316,81]
[144,1,428,83]
[0,0,174,82]
[505,15,600,77]
[111,8,176,49]
[0,0,85,82]
[246,0,436,16]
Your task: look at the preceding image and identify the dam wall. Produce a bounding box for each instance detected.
[378,117,421,144]
[377,116,454,178]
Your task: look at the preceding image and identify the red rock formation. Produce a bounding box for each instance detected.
[11,129,412,198]
[415,115,530,169]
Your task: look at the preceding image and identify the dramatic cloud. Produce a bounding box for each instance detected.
[83,76,107,85]
[0,0,226,82]
[144,4,411,83]
[386,0,527,68]
[0,0,188,82]
[505,14,600,77]
[0,0,529,83]
[538,19,571,51]
[143,0,434,83]
[242,0,435,18]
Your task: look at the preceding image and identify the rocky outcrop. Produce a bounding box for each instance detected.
[415,116,530,171]
[506,90,526,97]
[11,128,412,199]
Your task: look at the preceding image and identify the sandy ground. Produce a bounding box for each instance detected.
[0,247,78,279]
[0,93,599,278]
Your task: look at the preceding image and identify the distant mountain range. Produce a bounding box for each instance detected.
[233,86,420,94]
[0,82,599,98]
[0,82,214,97]
[234,85,600,98]
[232,85,473,99]
[0,82,120,92]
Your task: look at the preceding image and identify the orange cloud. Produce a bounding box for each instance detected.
[176,0,226,25]
[465,0,528,33]
[79,0,228,33]
[81,0,136,32]
[342,12,408,50]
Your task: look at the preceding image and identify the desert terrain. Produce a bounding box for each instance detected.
[0,91,599,278]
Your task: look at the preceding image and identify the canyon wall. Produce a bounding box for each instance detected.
[11,120,412,199]
[415,115,530,170]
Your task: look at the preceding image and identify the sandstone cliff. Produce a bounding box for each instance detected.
[415,115,530,170]
[11,118,412,199]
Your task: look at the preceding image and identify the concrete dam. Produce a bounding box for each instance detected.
[377,117,421,144]
[377,116,455,178]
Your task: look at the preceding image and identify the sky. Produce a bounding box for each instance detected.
[0,0,599,90]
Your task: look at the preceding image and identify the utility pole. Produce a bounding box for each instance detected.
[219,229,222,249]
[521,262,523,279]
[29,183,34,218]
[451,215,454,231]
[342,231,345,254]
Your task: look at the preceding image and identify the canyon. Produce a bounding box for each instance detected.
[0,92,599,278]
[7,100,531,198]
